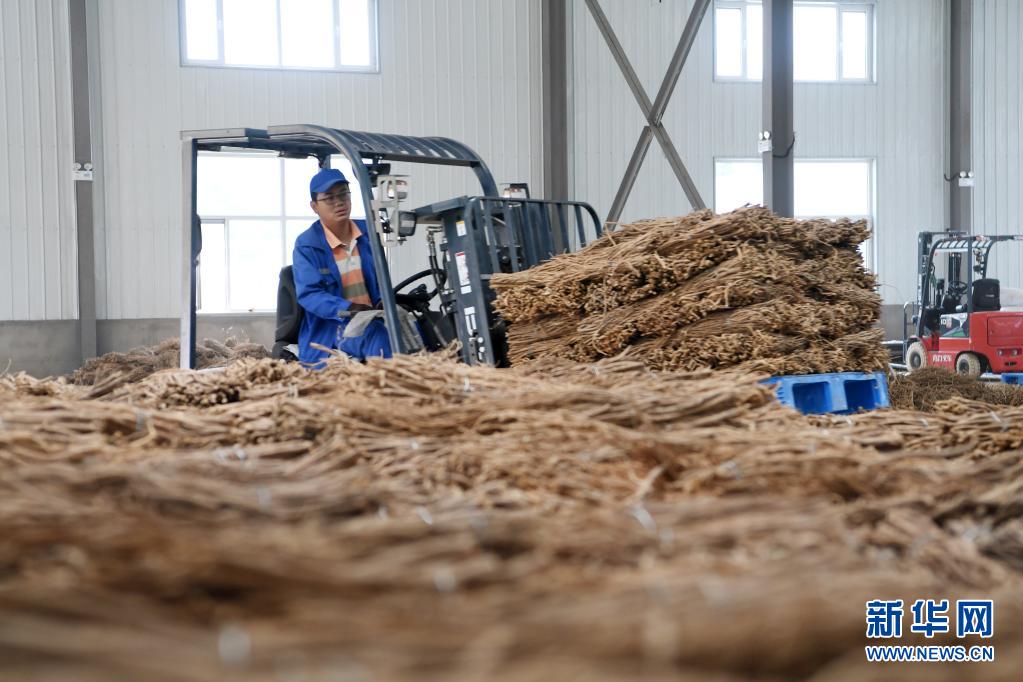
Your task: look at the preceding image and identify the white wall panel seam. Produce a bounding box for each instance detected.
[25,0,45,319]
[0,1,15,319]
[57,0,79,320]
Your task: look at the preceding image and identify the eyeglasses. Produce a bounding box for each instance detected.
[315,191,352,205]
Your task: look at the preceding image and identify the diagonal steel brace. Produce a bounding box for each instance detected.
[584,0,711,224]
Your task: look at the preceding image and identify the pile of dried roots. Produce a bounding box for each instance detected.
[889,366,1023,411]
[492,206,888,375]
[66,337,268,386]
[1,353,1021,680]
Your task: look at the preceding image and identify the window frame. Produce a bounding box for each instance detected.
[197,219,229,314]
[712,156,877,269]
[196,151,371,314]
[713,0,876,84]
[196,151,320,314]
[179,0,380,74]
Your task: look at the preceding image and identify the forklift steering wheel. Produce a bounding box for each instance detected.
[393,268,446,301]
[946,281,969,297]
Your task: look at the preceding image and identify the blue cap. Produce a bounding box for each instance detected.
[309,168,349,196]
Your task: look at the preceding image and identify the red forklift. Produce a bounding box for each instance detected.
[905,232,1023,377]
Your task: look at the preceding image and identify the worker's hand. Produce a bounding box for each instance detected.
[346,303,374,314]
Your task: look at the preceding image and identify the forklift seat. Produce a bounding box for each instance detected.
[272,265,302,360]
[973,278,1000,312]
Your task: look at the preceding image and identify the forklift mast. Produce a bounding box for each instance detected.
[409,195,600,365]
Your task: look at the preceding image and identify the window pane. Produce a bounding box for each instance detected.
[715,160,763,213]
[223,0,278,66]
[715,8,743,78]
[281,0,335,67]
[228,220,283,311]
[198,222,227,313]
[198,154,282,217]
[184,0,219,61]
[284,157,322,217]
[841,10,868,79]
[746,4,763,80]
[329,156,367,220]
[794,5,837,81]
[716,159,873,218]
[285,220,311,265]
[794,161,872,217]
[339,0,373,67]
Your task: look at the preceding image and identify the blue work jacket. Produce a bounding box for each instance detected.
[292,219,386,364]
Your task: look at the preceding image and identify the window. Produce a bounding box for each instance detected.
[181,0,377,71]
[714,1,874,82]
[197,152,366,313]
[714,158,873,218]
[714,158,875,264]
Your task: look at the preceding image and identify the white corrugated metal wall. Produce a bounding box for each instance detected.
[91,0,544,319]
[570,0,947,306]
[0,0,78,321]
[973,0,1023,287]
[974,0,1023,232]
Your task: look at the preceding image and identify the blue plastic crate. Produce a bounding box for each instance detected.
[763,371,890,415]
[1000,374,1023,385]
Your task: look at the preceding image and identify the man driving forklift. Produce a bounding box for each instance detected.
[292,167,393,364]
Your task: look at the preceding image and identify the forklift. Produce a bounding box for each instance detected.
[179,125,601,368]
[904,231,1023,377]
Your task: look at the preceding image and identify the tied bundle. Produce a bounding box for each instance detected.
[491,206,889,374]
[66,337,269,387]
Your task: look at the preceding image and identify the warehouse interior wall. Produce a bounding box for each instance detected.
[0,0,79,323]
[1,0,1022,376]
[93,0,545,321]
[569,0,948,312]
[972,0,1023,285]
[2,0,546,375]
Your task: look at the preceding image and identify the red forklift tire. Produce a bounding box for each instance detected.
[906,341,928,373]
[955,352,983,377]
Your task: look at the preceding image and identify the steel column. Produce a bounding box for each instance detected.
[763,0,794,217]
[69,0,97,364]
[949,0,973,233]
[541,0,570,200]
[584,0,709,225]
[180,138,198,369]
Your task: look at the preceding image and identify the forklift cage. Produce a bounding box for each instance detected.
[180,125,601,368]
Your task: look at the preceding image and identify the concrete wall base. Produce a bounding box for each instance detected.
[1,314,275,378]
[1,307,910,379]
[0,320,81,378]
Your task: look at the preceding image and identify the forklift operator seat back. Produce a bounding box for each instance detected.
[973,278,1000,312]
[275,265,302,345]
[271,265,302,361]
